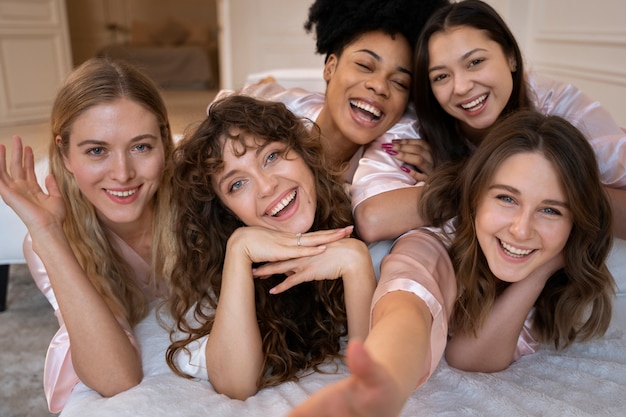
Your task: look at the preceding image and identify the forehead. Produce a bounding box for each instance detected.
[429,26,499,52]
[345,31,411,60]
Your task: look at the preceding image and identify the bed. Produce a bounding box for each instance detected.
[60,239,626,417]
[98,19,218,89]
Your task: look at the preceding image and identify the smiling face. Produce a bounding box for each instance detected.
[61,98,165,232]
[475,152,573,283]
[318,30,412,156]
[212,130,317,234]
[428,25,516,141]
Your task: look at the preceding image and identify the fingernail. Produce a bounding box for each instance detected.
[401,166,411,173]
[386,149,398,155]
[381,143,393,149]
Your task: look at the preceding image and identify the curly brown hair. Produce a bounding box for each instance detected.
[165,95,353,388]
[421,110,615,350]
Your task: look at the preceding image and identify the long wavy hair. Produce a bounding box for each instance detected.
[413,0,533,166]
[421,110,615,349]
[166,95,353,388]
[50,57,174,325]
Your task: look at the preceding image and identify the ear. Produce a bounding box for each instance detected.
[323,54,338,82]
[55,135,73,173]
[508,55,518,72]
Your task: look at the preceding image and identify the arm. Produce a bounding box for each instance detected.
[445,254,561,372]
[254,232,376,340]
[354,187,426,243]
[350,121,430,243]
[206,226,348,399]
[1,137,142,404]
[288,230,457,417]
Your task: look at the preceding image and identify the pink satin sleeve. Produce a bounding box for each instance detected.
[513,316,539,361]
[22,234,138,413]
[350,108,423,210]
[530,72,626,188]
[372,230,457,389]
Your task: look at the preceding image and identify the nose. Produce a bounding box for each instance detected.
[256,171,278,198]
[109,153,135,182]
[509,210,534,240]
[364,74,390,98]
[453,73,473,96]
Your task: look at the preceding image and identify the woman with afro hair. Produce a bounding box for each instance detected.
[230,0,449,182]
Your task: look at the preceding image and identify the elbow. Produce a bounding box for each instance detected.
[212,380,259,400]
[97,371,143,398]
[445,350,511,373]
[354,204,388,243]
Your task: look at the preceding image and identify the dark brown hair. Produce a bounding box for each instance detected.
[413,0,533,166]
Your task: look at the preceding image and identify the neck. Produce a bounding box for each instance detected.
[316,108,360,167]
[459,122,490,147]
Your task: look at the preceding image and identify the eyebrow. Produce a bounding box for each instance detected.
[355,49,412,76]
[489,184,570,209]
[428,48,488,73]
[75,134,158,148]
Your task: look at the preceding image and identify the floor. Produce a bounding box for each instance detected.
[0,88,217,156]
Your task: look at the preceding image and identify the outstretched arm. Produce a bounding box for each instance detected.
[288,230,457,417]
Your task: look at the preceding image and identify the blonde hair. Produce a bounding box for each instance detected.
[50,57,175,325]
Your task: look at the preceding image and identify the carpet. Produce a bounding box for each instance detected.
[0,264,58,417]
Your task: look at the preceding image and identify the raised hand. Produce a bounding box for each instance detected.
[0,136,65,233]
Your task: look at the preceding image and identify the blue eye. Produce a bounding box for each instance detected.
[497,194,515,204]
[229,179,244,192]
[88,147,105,156]
[541,207,562,216]
[266,151,279,163]
[134,143,151,152]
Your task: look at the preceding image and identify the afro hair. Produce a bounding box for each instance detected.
[304,0,450,59]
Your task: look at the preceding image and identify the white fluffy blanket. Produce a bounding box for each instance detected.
[61,240,626,417]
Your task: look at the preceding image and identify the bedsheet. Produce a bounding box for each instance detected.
[60,239,626,417]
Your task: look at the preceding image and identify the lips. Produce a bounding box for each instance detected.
[499,238,534,258]
[459,93,488,112]
[350,99,383,122]
[106,187,138,198]
[266,189,297,217]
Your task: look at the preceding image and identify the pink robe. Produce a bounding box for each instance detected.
[23,232,162,413]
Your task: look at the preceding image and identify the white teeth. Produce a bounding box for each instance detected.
[461,94,487,110]
[267,190,296,216]
[350,99,382,118]
[500,240,533,258]
[107,189,137,197]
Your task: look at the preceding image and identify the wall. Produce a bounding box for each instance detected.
[487,0,626,126]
